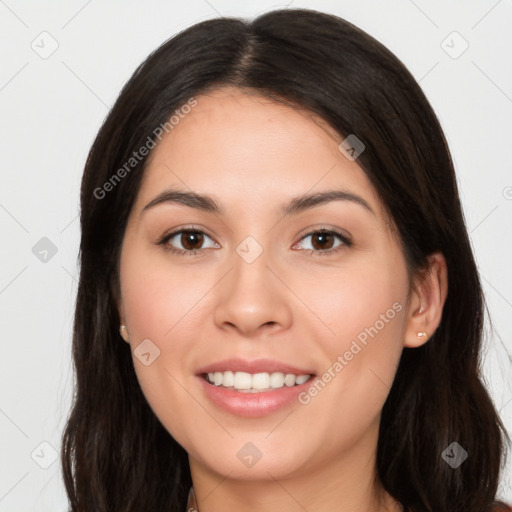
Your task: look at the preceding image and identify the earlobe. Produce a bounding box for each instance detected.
[116,294,130,344]
[404,252,448,348]
[119,324,130,343]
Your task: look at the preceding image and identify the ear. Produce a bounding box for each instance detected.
[404,252,448,348]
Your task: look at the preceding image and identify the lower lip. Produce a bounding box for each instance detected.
[196,375,314,418]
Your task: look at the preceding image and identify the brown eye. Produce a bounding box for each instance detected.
[159,229,219,255]
[294,229,351,255]
[179,231,204,250]
[310,231,336,250]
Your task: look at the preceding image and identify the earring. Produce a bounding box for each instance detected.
[417,331,428,340]
[119,324,129,342]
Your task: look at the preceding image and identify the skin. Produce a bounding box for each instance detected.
[117,86,448,512]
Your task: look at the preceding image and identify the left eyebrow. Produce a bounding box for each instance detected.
[280,190,375,217]
[140,187,375,217]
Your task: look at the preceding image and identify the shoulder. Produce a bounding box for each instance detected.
[493,502,512,511]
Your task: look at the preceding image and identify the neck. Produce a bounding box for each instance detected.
[188,424,401,512]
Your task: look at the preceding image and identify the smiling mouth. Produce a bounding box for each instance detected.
[200,371,315,393]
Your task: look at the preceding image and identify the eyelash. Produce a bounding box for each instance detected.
[157,226,352,257]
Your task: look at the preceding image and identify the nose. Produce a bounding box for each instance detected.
[213,246,293,338]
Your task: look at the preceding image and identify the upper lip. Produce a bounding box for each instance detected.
[196,358,316,376]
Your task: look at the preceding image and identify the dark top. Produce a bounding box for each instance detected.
[185,486,512,511]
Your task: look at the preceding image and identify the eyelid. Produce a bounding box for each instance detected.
[295,224,352,244]
[158,224,216,242]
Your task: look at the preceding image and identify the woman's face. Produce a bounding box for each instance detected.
[118,87,413,482]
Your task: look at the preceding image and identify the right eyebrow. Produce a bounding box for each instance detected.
[141,189,224,217]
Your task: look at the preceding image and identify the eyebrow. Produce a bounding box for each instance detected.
[141,188,375,217]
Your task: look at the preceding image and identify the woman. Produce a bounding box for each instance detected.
[61,8,510,512]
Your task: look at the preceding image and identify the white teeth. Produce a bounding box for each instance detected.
[222,370,234,387]
[252,373,270,390]
[284,374,296,387]
[295,375,309,385]
[234,371,252,390]
[270,372,285,388]
[205,371,312,391]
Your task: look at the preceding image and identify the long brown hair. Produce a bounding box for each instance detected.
[61,8,509,511]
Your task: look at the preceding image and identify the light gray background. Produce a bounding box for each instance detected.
[1,0,511,510]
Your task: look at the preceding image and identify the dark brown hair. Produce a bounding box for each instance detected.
[61,8,509,511]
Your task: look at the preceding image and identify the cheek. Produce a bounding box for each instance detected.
[295,257,407,353]
[120,245,205,340]
[294,259,407,428]
[118,245,232,422]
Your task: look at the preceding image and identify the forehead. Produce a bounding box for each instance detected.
[151,87,343,166]
[135,86,383,218]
